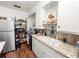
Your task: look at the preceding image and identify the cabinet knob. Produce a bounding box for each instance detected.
[58,26,60,28]
[42,51,45,54]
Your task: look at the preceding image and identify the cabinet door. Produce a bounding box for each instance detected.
[35,39,45,58]
[36,40,52,58]
[32,37,42,57]
[58,1,79,34]
[40,46,52,58]
[36,8,45,29]
[32,37,38,56]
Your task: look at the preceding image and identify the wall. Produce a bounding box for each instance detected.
[58,1,79,34]
[0,6,28,20]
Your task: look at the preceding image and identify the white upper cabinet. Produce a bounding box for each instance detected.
[35,8,45,29]
[57,1,79,34]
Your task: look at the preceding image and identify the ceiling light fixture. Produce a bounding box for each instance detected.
[14,5,21,8]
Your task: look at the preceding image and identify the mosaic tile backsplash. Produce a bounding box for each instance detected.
[33,28,79,46]
[56,32,79,45]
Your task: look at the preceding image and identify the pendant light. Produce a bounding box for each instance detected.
[47,12,56,23]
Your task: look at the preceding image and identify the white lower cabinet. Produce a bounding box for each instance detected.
[32,37,66,58]
[32,38,38,56]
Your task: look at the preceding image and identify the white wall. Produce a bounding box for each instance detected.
[0,6,28,20]
[57,1,79,34]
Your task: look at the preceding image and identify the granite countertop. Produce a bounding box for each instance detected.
[32,34,79,58]
[0,41,5,53]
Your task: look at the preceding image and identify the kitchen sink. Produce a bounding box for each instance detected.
[50,39,61,47]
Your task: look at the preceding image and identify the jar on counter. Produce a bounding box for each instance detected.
[75,41,79,48]
[75,41,79,57]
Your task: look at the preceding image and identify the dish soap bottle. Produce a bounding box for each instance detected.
[75,41,79,57]
[29,27,32,34]
[44,31,47,36]
[75,41,79,48]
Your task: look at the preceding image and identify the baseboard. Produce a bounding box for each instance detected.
[32,50,37,58]
[0,50,15,58]
[1,50,15,54]
[26,44,37,58]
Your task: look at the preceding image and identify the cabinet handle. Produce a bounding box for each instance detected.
[42,51,45,54]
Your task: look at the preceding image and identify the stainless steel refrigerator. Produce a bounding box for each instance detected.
[0,16,15,53]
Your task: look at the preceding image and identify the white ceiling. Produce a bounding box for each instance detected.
[0,1,40,12]
[43,1,58,9]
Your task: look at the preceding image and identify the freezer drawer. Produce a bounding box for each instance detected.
[0,31,15,53]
